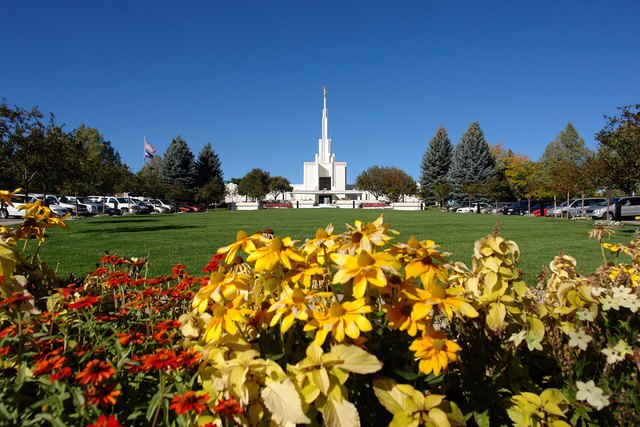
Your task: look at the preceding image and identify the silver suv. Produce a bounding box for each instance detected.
[546,198,606,218]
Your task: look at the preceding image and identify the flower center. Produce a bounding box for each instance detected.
[271,238,284,251]
[357,251,374,267]
[400,304,413,316]
[432,339,445,352]
[329,302,345,317]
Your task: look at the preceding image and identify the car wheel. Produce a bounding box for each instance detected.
[121,208,129,214]
[603,211,614,220]
[0,209,8,219]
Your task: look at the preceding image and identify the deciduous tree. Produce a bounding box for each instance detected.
[269,176,293,200]
[238,168,271,202]
[355,166,417,202]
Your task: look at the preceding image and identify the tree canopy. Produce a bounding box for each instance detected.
[355,166,417,202]
[238,168,271,202]
[161,136,197,199]
[269,176,293,200]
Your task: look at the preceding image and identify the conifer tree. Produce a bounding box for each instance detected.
[161,135,197,199]
[196,142,224,188]
[447,122,495,198]
[419,126,453,200]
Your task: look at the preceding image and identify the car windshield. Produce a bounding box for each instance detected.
[117,198,130,203]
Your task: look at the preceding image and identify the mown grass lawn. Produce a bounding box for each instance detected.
[41,209,636,280]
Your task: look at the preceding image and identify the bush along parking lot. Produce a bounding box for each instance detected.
[1,187,640,426]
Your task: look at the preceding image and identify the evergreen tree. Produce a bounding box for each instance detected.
[161,135,197,199]
[447,122,495,198]
[419,126,453,200]
[195,142,224,188]
[539,123,592,168]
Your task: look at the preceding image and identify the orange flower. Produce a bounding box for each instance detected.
[50,366,72,383]
[0,292,33,307]
[140,349,180,371]
[84,384,121,406]
[75,359,115,385]
[86,414,123,427]
[214,395,244,416]
[170,391,209,414]
[69,295,100,310]
[33,355,67,376]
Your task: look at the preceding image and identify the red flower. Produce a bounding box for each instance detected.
[116,331,145,345]
[50,366,72,383]
[69,295,100,310]
[86,414,122,427]
[155,319,181,331]
[0,346,9,356]
[170,391,209,414]
[213,396,244,416]
[172,264,188,278]
[84,384,121,407]
[75,359,115,385]
[140,349,180,371]
[0,292,33,307]
[178,349,202,368]
[33,355,67,376]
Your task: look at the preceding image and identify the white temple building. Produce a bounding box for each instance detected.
[289,88,362,206]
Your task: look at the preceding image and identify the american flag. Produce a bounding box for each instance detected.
[144,136,156,159]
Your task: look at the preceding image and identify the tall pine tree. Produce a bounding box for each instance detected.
[195,142,224,188]
[161,135,197,199]
[447,122,495,198]
[419,126,453,199]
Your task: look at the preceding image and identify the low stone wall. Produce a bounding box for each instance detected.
[391,202,423,211]
[235,201,260,211]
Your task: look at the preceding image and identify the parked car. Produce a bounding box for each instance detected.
[502,200,542,215]
[146,199,175,213]
[546,198,607,218]
[44,195,88,216]
[130,198,154,214]
[456,202,490,213]
[177,202,202,213]
[482,202,510,214]
[1,195,69,218]
[531,203,554,217]
[586,196,640,220]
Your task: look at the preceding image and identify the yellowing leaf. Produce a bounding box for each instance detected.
[486,302,506,332]
[527,317,545,341]
[321,396,360,427]
[373,378,410,415]
[261,378,311,425]
[331,345,383,374]
[428,407,451,427]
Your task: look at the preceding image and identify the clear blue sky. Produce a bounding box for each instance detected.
[2,1,639,184]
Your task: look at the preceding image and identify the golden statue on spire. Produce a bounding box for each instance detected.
[323,86,327,98]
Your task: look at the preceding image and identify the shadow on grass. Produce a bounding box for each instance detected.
[75,225,200,234]
[89,217,162,224]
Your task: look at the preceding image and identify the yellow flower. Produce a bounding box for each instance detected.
[397,237,449,288]
[202,295,252,343]
[409,326,462,376]
[331,250,401,298]
[289,259,327,289]
[602,242,622,253]
[268,286,332,333]
[0,188,21,207]
[217,230,260,264]
[246,236,304,272]
[382,298,425,336]
[304,298,373,345]
[341,215,397,254]
[301,224,338,264]
[407,283,478,321]
[192,271,250,312]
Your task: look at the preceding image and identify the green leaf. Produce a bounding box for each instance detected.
[261,378,311,424]
[473,410,491,427]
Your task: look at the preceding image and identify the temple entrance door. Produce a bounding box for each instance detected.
[319,195,332,205]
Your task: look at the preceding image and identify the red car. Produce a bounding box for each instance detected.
[531,203,552,217]
[177,203,201,213]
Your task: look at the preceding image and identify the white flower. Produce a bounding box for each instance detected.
[601,339,632,364]
[591,286,606,297]
[600,295,620,311]
[576,380,610,410]
[576,310,595,322]
[508,330,527,347]
[568,329,592,351]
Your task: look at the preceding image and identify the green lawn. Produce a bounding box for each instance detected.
[40,209,636,281]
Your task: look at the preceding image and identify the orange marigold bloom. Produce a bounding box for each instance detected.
[214,395,244,416]
[170,391,209,414]
[75,359,115,385]
[0,292,34,307]
[86,414,123,427]
[178,349,202,368]
[50,366,72,383]
[84,384,121,407]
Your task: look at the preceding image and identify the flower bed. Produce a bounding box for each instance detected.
[358,202,391,209]
[262,202,293,209]
[1,188,640,426]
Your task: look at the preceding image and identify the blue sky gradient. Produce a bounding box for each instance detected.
[2,1,639,183]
